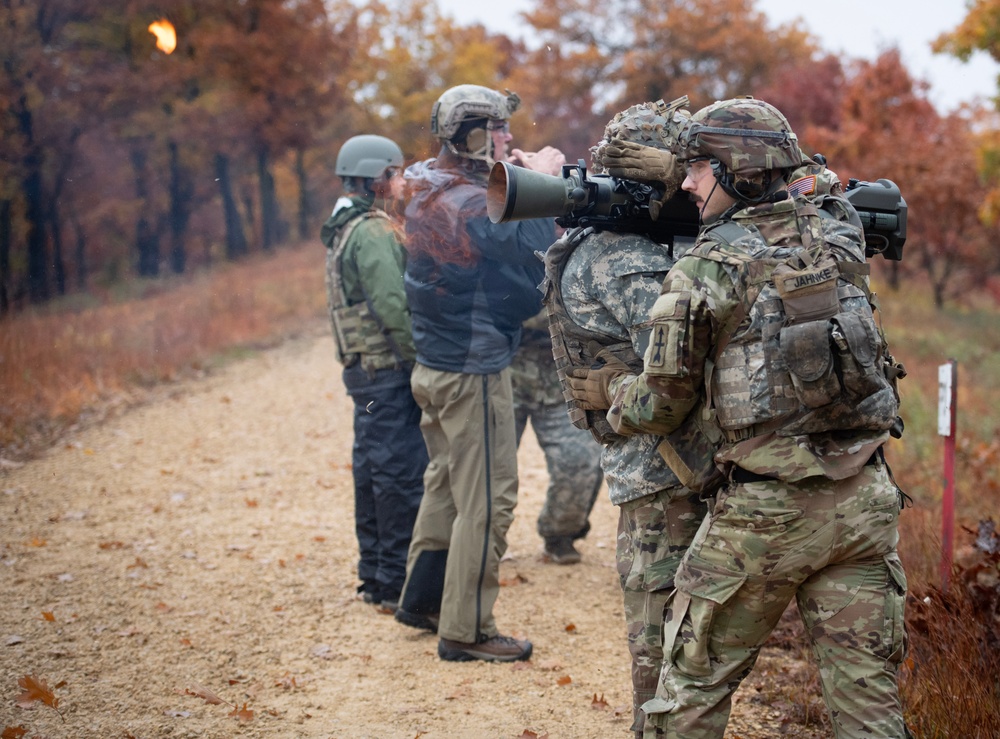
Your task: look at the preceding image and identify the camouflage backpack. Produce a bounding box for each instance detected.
[542,227,645,444]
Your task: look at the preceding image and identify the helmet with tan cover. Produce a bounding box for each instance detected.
[591,96,690,172]
[430,84,521,165]
[674,97,804,202]
[430,84,520,141]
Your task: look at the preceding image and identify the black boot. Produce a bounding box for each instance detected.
[395,549,447,632]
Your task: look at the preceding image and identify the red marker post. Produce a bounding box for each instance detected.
[937,360,957,592]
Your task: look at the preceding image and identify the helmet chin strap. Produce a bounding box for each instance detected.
[699,178,722,224]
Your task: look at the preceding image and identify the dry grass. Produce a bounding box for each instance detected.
[1,253,998,734]
[0,241,327,456]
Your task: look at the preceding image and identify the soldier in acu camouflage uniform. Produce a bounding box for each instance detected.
[510,308,604,564]
[569,98,909,738]
[542,98,709,736]
[320,135,428,614]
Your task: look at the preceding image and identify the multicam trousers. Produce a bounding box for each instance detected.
[617,485,707,737]
[642,461,908,738]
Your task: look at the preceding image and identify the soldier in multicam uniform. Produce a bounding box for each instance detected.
[569,98,909,738]
[510,309,604,564]
[320,135,428,614]
[541,98,709,736]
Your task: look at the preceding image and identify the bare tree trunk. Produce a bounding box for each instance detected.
[130,147,160,277]
[888,260,900,291]
[49,198,66,296]
[0,199,11,315]
[24,155,49,302]
[257,146,281,251]
[295,148,311,240]
[66,201,88,290]
[215,153,247,260]
[168,141,193,274]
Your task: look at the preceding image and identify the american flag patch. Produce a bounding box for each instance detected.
[788,174,817,197]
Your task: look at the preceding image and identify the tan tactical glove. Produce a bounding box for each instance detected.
[602,139,683,188]
[567,348,633,411]
[601,138,684,220]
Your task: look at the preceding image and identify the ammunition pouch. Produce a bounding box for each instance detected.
[325,210,404,373]
[330,301,398,371]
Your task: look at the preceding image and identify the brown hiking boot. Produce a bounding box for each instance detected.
[543,536,581,565]
[438,633,533,662]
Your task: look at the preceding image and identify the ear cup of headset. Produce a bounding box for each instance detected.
[710,158,767,201]
[465,128,487,152]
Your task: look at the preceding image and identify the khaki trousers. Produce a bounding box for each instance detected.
[403,363,519,643]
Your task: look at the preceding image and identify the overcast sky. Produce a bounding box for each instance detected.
[434,0,999,112]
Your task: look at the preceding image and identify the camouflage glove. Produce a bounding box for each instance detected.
[567,348,632,411]
[601,138,684,220]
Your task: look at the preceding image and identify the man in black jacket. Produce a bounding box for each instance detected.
[394,84,563,663]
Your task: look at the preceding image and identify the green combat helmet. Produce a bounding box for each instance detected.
[336,135,403,180]
[674,97,804,203]
[430,84,521,165]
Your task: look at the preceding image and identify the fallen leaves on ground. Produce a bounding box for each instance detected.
[184,683,224,705]
[15,674,62,719]
[591,692,609,710]
[183,682,255,722]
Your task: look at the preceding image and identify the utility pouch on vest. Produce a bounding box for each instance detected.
[772,252,840,323]
[779,319,840,408]
[779,307,889,414]
[331,301,393,365]
[831,312,884,399]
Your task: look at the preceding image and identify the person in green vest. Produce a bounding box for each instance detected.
[320,134,428,615]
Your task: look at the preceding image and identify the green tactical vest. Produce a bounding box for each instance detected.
[325,210,404,372]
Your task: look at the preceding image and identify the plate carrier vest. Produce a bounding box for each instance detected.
[697,197,905,442]
[325,210,406,372]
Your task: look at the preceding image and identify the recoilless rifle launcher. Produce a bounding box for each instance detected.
[487,159,907,260]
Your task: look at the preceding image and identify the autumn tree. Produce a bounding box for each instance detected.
[199,0,343,250]
[329,0,524,162]
[753,53,846,151]
[935,0,1000,230]
[784,49,989,303]
[0,0,118,305]
[520,0,817,115]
